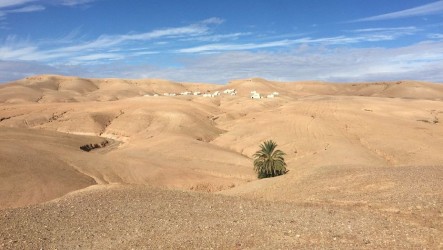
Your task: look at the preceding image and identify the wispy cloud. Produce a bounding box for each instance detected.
[0,18,423,68]
[181,32,251,42]
[177,40,295,53]
[351,26,419,34]
[0,4,44,18]
[131,41,443,83]
[58,0,96,6]
[201,17,224,25]
[2,40,443,84]
[70,53,124,64]
[294,34,397,44]
[0,0,95,20]
[47,25,207,53]
[4,4,44,13]
[0,0,36,8]
[0,45,40,60]
[131,51,159,56]
[354,1,443,22]
[0,18,223,62]
[177,29,417,54]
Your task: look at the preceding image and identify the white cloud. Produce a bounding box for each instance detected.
[0,0,36,8]
[107,41,443,83]
[58,0,96,6]
[177,40,295,53]
[120,25,209,41]
[0,4,44,18]
[42,19,215,56]
[351,26,419,34]
[71,53,123,62]
[6,4,44,13]
[131,51,159,56]
[2,40,443,84]
[181,32,250,42]
[0,19,434,83]
[0,18,224,63]
[177,30,416,54]
[0,0,95,21]
[201,17,224,25]
[0,45,40,59]
[354,1,443,22]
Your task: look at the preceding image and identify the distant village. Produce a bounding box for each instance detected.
[144,89,279,99]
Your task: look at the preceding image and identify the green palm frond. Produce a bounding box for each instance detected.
[252,140,287,178]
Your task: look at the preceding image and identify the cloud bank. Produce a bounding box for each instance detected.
[2,40,442,84]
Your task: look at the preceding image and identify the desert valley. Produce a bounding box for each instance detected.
[0,75,442,249]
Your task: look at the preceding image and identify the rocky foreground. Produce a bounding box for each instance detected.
[0,185,441,249]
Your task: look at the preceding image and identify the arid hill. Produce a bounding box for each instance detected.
[0,75,219,103]
[1,75,442,104]
[0,75,442,249]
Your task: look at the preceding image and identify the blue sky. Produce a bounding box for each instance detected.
[0,0,442,83]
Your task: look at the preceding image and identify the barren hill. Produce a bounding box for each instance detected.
[0,75,442,248]
[1,75,442,104]
[0,75,219,103]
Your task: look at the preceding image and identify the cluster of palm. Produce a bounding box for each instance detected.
[253,140,287,179]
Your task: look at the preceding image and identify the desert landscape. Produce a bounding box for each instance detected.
[0,75,442,249]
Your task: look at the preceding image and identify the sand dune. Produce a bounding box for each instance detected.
[0,75,219,103]
[0,75,442,248]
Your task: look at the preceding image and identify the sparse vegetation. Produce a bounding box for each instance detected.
[417,116,439,124]
[253,140,287,179]
[80,140,109,152]
[417,119,431,123]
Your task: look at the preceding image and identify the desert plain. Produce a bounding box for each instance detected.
[0,75,442,249]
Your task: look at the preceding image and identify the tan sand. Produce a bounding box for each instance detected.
[0,75,442,248]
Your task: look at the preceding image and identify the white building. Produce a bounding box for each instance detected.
[251,92,261,99]
[223,89,236,94]
[267,94,275,98]
[180,91,192,96]
[193,91,201,95]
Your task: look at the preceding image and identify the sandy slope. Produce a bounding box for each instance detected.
[0,128,109,209]
[0,75,442,248]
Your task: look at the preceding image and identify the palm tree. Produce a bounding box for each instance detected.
[253,140,287,179]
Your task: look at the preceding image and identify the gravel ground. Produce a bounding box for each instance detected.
[0,185,441,249]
